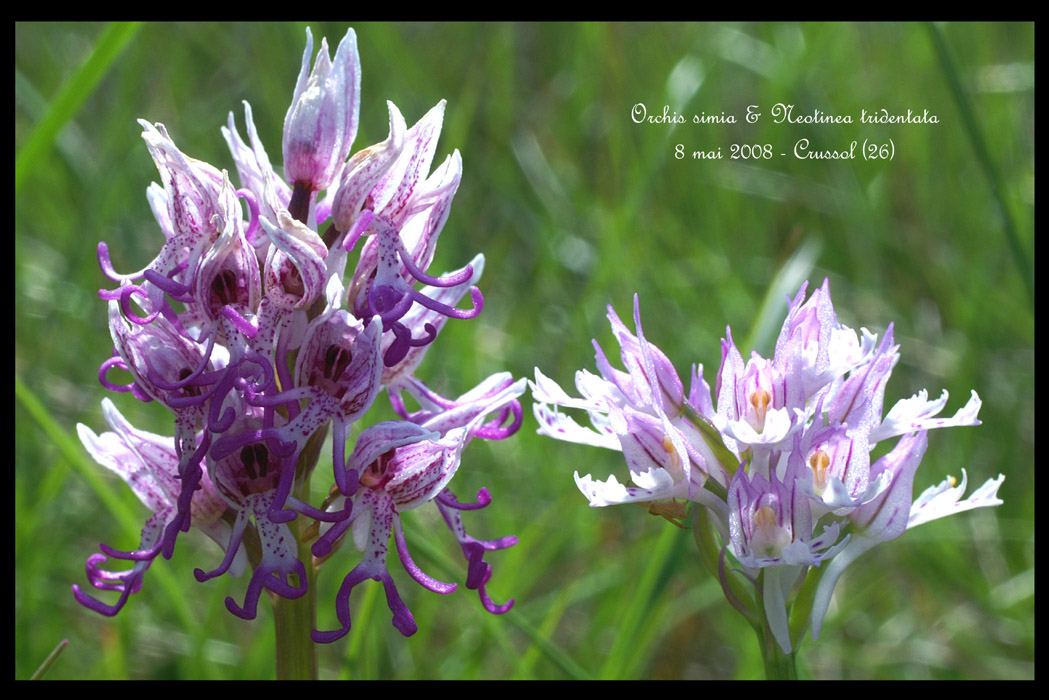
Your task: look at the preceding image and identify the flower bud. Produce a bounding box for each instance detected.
[283,28,361,192]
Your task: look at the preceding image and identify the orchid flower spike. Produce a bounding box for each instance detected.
[533,279,1002,660]
[75,26,524,646]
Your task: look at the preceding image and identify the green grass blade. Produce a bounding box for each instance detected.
[741,236,820,356]
[402,522,589,679]
[925,22,1033,307]
[598,523,680,679]
[16,374,142,535]
[15,21,141,195]
[29,639,68,680]
[502,604,592,680]
[511,580,577,679]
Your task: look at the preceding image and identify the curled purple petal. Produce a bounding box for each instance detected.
[394,517,457,594]
[407,284,483,321]
[437,487,492,511]
[476,565,514,615]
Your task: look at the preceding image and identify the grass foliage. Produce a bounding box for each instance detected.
[15,22,1033,680]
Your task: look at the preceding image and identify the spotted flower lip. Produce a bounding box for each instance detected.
[209,314,384,515]
[194,408,326,620]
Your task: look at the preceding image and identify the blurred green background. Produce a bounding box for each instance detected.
[15,22,1033,679]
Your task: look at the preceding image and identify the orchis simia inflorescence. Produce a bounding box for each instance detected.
[531,280,1003,662]
[75,26,524,643]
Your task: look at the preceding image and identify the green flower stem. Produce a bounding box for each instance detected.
[788,563,827,648]
[274,475,319,680]
[692,506,759,626]
[754,569,799,680]
[756,619,798,680]
[273,427,328,681]
[274,539,317,679]
[692,502,804,679]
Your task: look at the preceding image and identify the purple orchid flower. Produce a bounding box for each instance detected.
[73,399,241,616]
[342,103,484,367]
[312,377,525,642]
[194,407,352,619]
